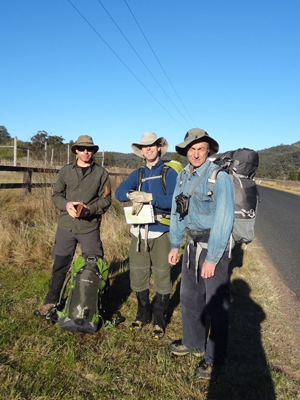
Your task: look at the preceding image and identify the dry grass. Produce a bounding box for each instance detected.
[1,173,300,399]
[257,179,300,195]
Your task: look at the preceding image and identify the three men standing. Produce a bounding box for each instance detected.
[38,128,234,380]
[115,132,177,339]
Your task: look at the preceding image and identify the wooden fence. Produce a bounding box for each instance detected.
[0,165,127,195]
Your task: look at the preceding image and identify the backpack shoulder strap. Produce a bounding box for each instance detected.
[208,166,224,203]
[161,165,170,195]
[138,167,144,191]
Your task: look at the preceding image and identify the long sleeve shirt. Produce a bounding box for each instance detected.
[115,159,177,233]
[52,160,111,233]
[170,159,234,264]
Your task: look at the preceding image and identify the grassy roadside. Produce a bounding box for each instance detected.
[257,179,300,196]
[1,180,300,399]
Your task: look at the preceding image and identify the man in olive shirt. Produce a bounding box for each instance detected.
[38,135,111,315]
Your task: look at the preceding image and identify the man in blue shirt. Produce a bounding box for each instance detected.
[115,132,177,339]
[168,128,234,379]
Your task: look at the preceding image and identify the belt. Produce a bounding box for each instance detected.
[155,213,170,226]
[188,229,210,240]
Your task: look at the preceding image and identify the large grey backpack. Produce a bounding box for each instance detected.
[209,148,259,244]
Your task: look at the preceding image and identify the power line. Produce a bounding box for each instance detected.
[96,0,191,127]
[123,0,196,127]
[67,0,186,130]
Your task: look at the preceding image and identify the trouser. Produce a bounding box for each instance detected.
[130,233,172,327]
[129,233,172,294]
[181,234,230,365]
[44,227,103,304]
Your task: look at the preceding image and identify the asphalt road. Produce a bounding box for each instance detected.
[254,186,300,301]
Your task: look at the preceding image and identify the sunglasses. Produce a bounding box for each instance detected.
[76,146,94,152]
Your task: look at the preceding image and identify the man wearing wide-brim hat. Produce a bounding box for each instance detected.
[168,128,235,379]
[38,135,111,316]
[115,132,178,339]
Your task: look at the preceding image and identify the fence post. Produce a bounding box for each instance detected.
[27,149,30,166]
[13,137,17,166]
[23,169,33,195]
[51,147,54,166]
[102,150,104,167]
[44,140,47,167]
[67,144,70,164]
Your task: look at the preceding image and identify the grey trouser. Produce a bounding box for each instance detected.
[181,234,230,365]
[129,232,172,295]
[45,227,103,303]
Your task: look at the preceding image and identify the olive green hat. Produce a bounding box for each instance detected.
[175,128,219,156]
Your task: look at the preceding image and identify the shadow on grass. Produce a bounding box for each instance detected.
[206,248,276,399]
[105,255,183,327]
[166,256,182,325]
[103,258,132,321]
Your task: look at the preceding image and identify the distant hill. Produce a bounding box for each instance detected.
[257,141,300,179]
[96,151,187,170]
[99,141,300,180]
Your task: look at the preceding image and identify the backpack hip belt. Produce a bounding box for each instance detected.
[186,233,209,282]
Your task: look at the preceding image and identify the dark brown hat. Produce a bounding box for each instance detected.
[71,135,99,154]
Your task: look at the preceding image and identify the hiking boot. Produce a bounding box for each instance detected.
[37,303,55,316]
[169,340,203,357]
[194,359,216,379]
[130,320,149,332]
[151,325,164,340]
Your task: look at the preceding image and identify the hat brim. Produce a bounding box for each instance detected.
[71,145,99,154]
[131,137,169,158]
[175,137,219,157]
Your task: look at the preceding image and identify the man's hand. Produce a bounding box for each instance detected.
[66,201,81,218]
[127,191,153,203]
[168,249,180,265]
[66,202,90,218]
[201,260,217,279]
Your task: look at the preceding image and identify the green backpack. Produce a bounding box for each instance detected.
[57,255,109,334]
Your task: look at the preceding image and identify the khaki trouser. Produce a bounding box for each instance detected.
[129,232,172,295]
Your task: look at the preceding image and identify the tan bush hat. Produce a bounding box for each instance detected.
[175,128,219,156]
[131,132,169,158]
[71,135,99,154]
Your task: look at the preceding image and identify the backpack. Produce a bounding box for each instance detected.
[208,148,259,245]
[56,254,109,334]
[138,160,183,194]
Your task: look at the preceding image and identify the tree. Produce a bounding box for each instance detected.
[0,126,11,142]
[288,166,298,181]
[104,152,116,167]
[47,135,65,146]
[30,131,48,150]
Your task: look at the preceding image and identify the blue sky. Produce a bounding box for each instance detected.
[1,0,299,154]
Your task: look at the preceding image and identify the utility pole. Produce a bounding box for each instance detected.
[13,136,17,166]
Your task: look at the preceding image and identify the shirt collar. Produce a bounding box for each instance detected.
[185,158,210,176]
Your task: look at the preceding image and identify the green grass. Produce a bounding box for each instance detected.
[1,244,300,399]
[1,179,300,399]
